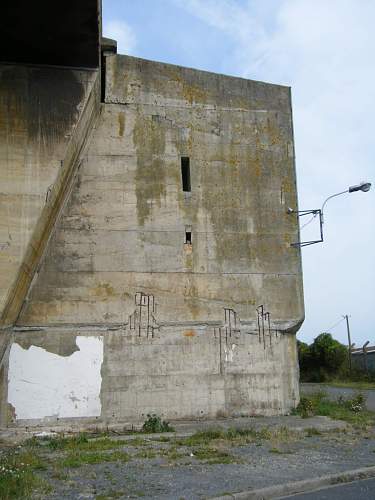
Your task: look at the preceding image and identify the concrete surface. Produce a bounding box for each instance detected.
[1,0,100,67]
[2,417,372,500]
[1,50,304,426]
[279,477,375,499]
[0,414,348,444]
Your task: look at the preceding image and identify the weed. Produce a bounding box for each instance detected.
[28,433,125,452]
[306,428,322,437]
[295,397,315,418]
[176,426,293,448]
[142,414,174,433]
[177,429,224,446]
[50,467,68,481]
[296,392,375,428]
[160,447,187,461]
[153,436,171,443]
[192,447,238,464]
[134,449,157,459]
[269,447,294,455]
[60,450,129,468]
[0,450,51,499]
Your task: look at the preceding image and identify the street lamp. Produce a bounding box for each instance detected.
[290,181,372,247]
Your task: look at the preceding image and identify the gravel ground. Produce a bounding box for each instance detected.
[14,418,373,500]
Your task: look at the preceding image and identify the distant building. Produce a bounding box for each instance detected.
[351,346,375,374]
[0,1,304,428]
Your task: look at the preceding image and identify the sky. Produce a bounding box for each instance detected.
[102,0,375,347]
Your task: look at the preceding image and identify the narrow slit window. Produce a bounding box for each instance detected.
[181,157,191,192]
[185,231,192,244]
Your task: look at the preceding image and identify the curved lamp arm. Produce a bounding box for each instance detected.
[321,182,372,224]
[289,181,371,247]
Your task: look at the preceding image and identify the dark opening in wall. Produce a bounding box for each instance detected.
[185,231,192,244]
[181,157,191,192]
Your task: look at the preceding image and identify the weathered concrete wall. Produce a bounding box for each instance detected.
[19,55,303,327]
[0,65,99,327]
[8,324,298,425]
[0,65,100,426]
[3,55,303,426]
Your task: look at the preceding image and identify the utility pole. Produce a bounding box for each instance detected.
[344,315,352,373]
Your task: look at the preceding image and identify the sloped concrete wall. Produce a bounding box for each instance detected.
[0,65,100,426]
[0,65,99,327]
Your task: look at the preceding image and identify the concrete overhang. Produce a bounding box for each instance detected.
[0,0,101,68]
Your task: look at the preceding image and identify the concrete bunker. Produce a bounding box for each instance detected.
[0,3,304,429]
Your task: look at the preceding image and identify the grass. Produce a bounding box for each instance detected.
[0,449,51,499]
[176,426,295,448]
[296,391,375,428]
[59,450,130,468]
[95,491,125,500]
[305,428,322,437]
[192,447,238,464]
[319,380,375,391]
[153,436,171,443]
[26,433,125,452]
[134,449,158,459]
[269,447,294,455]
[126,437,150,447]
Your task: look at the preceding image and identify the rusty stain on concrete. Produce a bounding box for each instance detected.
[183,330,197,337]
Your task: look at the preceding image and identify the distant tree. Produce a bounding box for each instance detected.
[298,333,347,382]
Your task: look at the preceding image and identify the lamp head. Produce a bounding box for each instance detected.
[349,181,371,193]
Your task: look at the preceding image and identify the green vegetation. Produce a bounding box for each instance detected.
[59,450,129,468]
[154,436,171,443]
[142,414,175,433]
[298,333,375,384]
[126,437,150,447]
[95,491,125,500]
[269,447,294,454]
[305,428,322,437]
[295,391,375,427]
[176,426,295,448]
[26,433,125,452]
[134,449,158,459]
[298,333,348,382]
[324,380,375,390]
[0,449,50,499]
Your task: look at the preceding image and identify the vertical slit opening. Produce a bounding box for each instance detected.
[181,157,191,192]
[185,231,192,244]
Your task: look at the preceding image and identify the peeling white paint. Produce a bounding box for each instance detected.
[8,336,103,420]
[224,343,237,362]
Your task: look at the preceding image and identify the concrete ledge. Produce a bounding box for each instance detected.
[212,466,375,499]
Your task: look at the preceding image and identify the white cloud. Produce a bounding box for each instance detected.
[104,20,137,54]
[176,0,375,345]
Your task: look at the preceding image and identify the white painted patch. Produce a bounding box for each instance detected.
[8,336,103,420]
[224,343,237,362]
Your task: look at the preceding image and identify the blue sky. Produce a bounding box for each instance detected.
[103,0,375,348]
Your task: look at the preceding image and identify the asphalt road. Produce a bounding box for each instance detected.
[282,477,375,499]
